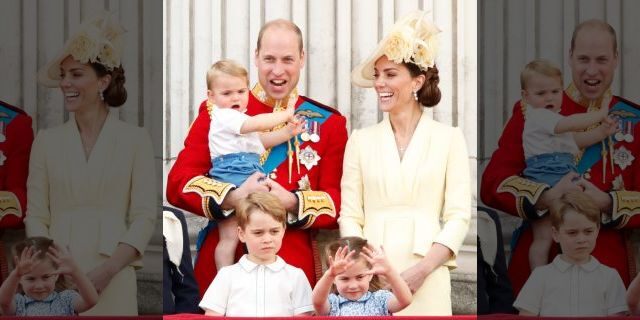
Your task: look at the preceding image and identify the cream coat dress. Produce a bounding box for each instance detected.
[25,112,157,315]
[339,112,470,315]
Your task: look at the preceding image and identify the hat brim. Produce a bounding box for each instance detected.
[37,50,70,88]
[351,45,386,88]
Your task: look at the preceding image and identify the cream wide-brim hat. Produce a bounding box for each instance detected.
[351,11,441,88]
[38,11,125,88]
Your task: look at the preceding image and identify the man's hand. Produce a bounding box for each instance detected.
[535,172,582,210]
[221,172,270,210]
[576,178,613,214]
[264,178,298,212]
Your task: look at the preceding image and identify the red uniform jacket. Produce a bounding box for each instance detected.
[167,89,348,297]
[481,91,640,296]
[0,100,33,229]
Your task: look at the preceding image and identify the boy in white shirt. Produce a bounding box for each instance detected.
[514,191,628,316]
[199,192,314,317]
[520,59,616,270]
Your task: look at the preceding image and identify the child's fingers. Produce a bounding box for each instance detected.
[46,252,61,265]
[345,249,357,261]
[327,255,334,267]
[48,245,60,257]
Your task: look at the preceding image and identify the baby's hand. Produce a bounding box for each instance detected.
[14,246,41,277]
[362,246,393,276]
[46,243,79,276]
[327,245,356,277]
[286,115,306,137]
[597,94,612,118]
[284,104,296,117]
[598,115,618,137]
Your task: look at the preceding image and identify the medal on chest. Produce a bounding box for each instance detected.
[299,145,320,170]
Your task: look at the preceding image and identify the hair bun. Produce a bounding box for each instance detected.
[103,66,127,107]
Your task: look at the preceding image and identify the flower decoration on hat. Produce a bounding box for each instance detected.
[351,11,441,88]
[38,11,126,87]
[383,16,439,71]
[66,13,125,70]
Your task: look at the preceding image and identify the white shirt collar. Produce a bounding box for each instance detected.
[238,254,286,272]
[551,255,600,272]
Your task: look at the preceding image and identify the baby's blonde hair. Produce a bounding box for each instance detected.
[206,59,249,90]
[520,59,563,90]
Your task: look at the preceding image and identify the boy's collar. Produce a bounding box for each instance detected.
[552,255,599,272]
[239,254,286,272]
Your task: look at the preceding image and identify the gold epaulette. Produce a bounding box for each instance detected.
[497,176,549,219]
[610,191,640,228]
[182,175,235,219]
[293,190,336,229]
[0,191,21,220]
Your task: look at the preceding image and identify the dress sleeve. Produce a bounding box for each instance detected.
[338,129,365,238]
[198,267,231,315]
[60,290,80,314]
[120,128,157,256]
[14,294,25,316]
[433,128,471,258]
[25,131,51,238]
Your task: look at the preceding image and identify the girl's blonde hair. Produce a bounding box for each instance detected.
[14,237,67,291]
[206,59,249,90]
[324,237,382,293]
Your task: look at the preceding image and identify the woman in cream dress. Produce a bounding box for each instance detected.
[340,12,470,315]
[25,13,156,315]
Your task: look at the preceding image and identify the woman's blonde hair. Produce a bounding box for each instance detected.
[324,237,382,293]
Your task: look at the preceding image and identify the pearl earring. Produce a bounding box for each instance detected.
[413,90,418,101]
[99,90,104,101]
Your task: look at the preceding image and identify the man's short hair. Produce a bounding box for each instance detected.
[550,191,601,228]
[570,19,618,55]
[256,19,304,54]
[520,59,563,90]
[236,192,287,229]
[206,59,248,90]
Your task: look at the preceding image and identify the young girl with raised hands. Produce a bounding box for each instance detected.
[312,237,412,316]
[0,237,99,316]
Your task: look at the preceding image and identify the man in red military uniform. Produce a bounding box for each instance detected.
[167,19,348,297]
[481,20,640,296]
[0,100,34,281]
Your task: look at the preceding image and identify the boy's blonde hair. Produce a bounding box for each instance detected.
[206,59,249,90]
[324,237,382,293]
[550,191,601,228]
[520,59,563,90]
[236,192,286,229]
